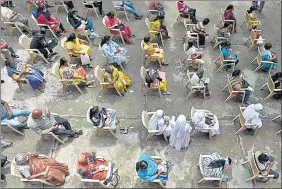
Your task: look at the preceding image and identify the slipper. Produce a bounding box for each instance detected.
[75,130,83,135]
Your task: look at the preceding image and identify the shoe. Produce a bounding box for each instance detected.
[75,130,83,135]
[90,32,99,39]
[86,64,93,68]
[1,80,4,84]
[164,36,171,39]
[244,101,250,105]
[162,62,169,65]
[11,53,19,58]
[134,14,143,19]
[162,92,171,95]
[1,174,5,183]
[72,133,79,138]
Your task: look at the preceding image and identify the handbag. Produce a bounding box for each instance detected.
[80,54,91,65]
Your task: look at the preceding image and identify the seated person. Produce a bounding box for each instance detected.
[218,23,232,43]
[1,39,19,59]
[100,35,128,66]
[114,1,143,19]
[1,154,8,182]
[224,4,237,32]
[15,152,69,186]
[59,57,95,88]
[27,108,83,138]
[192,111,220,137]
[89,106,117,130]
[32,5,66,35]
[242,103,265,134]
[254,151,279,180]
[247,6,261,29]
[30,28,58,61]
[145,69,171,95]
[1,1,16,7]
[27,1,52,8]
[67,10,99,39]
[190,72,211,96]
[77,152,114,183]
[260,43,278,70]
[5,59,45,92]
[83,1,104,16]
[103,65,131,95]
[143,36,167,65]
[149,0,165,16]
[221,41,239,65]
[176,1,197,24]
[203,152,232,180]
[55,1,75,10]
[271,72,282,99]
[151,15,170,41]
[186,41,204,69]
[190,18,210,48]
[1,99,30,128]
[136,155,170,181]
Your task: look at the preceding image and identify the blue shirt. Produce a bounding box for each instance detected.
[137,155,158,182]
[1,99,8,120]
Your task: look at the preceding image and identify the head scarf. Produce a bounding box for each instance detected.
[149,110,164,130]
[192,111,205,126]
[172,115,187,138]
[242,104,264,128]
[254,103,263,111]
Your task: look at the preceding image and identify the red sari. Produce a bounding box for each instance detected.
[105,16,131,42]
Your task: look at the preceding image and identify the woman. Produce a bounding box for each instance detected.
[136,154,170,182]
[83,1,104,16]
[103,65,131,95]
[169,115,192,152]
[100,35,128,66]
[190,72,211,96]
[145,69,171,95]
[247,6,261,29]
[192,111,220,137]
[15,152,69,186]
[150,15,170,41]
[203,152,232,180]
[67,10,99,39]
[242,103,264,134]
[271,72,282,99]
[59,57,95,88]
[149,0,165,16]
[260,43,278,70]
[186,41,204,69]
[176,1,197,24]
[224,4,236,32]
[32,5,66,34]
[143,36,167,65]
[5,59,45,92]
[221,42,239,65]
[104,11,133,44]
[230,69,253,104]
[89,106,117,130]
[218,23,232,43]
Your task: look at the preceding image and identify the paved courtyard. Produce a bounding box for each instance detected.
[1,0,281,188]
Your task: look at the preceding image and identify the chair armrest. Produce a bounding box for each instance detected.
[21,178,41,182]
[187,32,199,35]
[50,113,59,116]
[149,10,159,13]
[147,112,155,115]
[232,91,246,93]
[217,37,228,39]
[149,30,158,33]
[4,21,15,24]
[148,130,159,133]
[224,20,235,22]
[252,29,261,32]
[254,39,265,41]
[151,156,162,160]
[81,179,100,182]
[274,89,282,92]
[192,86,205,89]
[202,155,212,158]
[110,29,121,32]
[224,59,236,62]
[151,43,159,47]
[101,82,111,85]
[204,177,222,180]
[59,79,73,82]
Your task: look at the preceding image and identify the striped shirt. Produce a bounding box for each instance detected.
[190,22,205,34]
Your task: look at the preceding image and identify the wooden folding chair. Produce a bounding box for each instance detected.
[1,122,24,136]
[26,1,37,13]
[141,110,160,139]
[82,1,100,18]
[244,29,265,51]
[140,66,162,97]
[176,1,192,26]
[94,65,123,96]
[31,14,58,40]
[113,2,129,22]
[145,1,160,21]
[217,8,235,33]
[99,43,125,71]
[240,11,261,30]
[272,115,281,134]
[66,17,91,43]
[214,47,236,72]
[141,40,162,68]
[250,46,274,74]
[197,154,223,187]
[260,75,282,100]
[54,0,69,13]
[183,31,199,48]
[145,18,164,46]
[222,75,246,103]
[1,16,24,36]
[210,26,230,50]
[102,16,125,45]
[87,106,119,138]
[186,72,206,99]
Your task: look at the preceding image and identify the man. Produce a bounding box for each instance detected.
[27,108,83,138]
[1,39,19,59]
[149,0,165,16]
[252,1,265,12]
[1,6,32,34]
[242,103,265,134]
[114,1,143,19]
[254,151,279,180]
[1,154,8,183]
[190,18,210,49]
[0,99,30,128]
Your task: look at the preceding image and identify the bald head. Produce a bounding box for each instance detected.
[32,109,43,119]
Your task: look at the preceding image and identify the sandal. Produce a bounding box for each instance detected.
[75,130,83,135]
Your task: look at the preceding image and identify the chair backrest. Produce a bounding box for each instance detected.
[51,62,61,79]
[198,154,204,175]
[102,16,107,27]
[140,66,147,83]
[140,40,145,52]
[239,106,246,127]
[94,65,104,83]
[60,37,68,50]
[250,153,260,177]
[245,11,250,25]
[214,27,220,43]
[186,71,195,89]
[19,34,32,49]
[10,157,22,178]
[226,74,234,94]
[86,106,94,124]
[145,18,151,30]
[267,75,275,93]
[141,110,149,130]
[31,14,38,24]
[190,106,195,119]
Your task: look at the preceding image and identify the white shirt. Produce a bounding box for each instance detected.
[114,1,124,7]
[1,6,14,21]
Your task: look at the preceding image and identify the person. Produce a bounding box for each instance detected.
[224,4,237,32]
[67,10,99,39]
[103,65,131,95]
[1,39,19,59]
[114,1,143,19]
[27,1,54,8]
[0,99,31,128]
[15,152,69,186]
[59,57,95,88]
[143,36,167,65]
[83,1,104,16]
[89,106,117,130]
[27,108,83,138]
[169,115,192,152]
[150,15,170,42]
[77,152,113,182]
[100,35,128,66]
[30,28,58,61]
[1,154,8,183]
[254,151,279,179]
[218,22,232,43]
[203,152,232,181]
[66,33,93,68]
[230,69,253,104]
[5,59,45,92]
[190,72,211,96]
[149,0,165,16]
[1,6,32,35]
[136,154,170,182]
[145,69,171,95]
[190,18,210,48]
[242,103,265,134]
[55,1,75,10]
[192,111,220,137]
[104,11,133,44]
[176,1,197,24]
[252,1,265,12]
[271,72,282,99]
[221,41,239,65]
[260,43,278,70]
[247,6,261,29]
[1,0,16,7]
[186,41,204,69]
[32,5,66,35]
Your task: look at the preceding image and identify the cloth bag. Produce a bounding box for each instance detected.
[80,54,91,65]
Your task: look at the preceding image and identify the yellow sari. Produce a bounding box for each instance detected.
[143,43,165,63]
[66,38,92,57]
[150,20,161,39]
[104,66,131,94]
[248,13,261,27]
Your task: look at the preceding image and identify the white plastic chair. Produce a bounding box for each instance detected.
[186,72,206,99]
[217,8,235,33]
[145,18,164,46]
[31,14,58,40]
[1,16,24,36]
[54,0,69,13]
[102,16,125,45]
[141,110,159,139]
[99,43,124,70]
[66,17,91,43]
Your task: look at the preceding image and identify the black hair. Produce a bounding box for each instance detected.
[37,5,45,12]
[208,159,226,170]
[272,72,282,81]
[4,59,11,67]
[223,22,231,28]
[143,37,150,43]
[187,41,194,51]
[203,18,210,25]
[232,69,241,77]
[136,160,148,171]
[226,4,234,11]
[264,43,272,50]
[154,15,165,22]
[59,57,67,68]
[247,6,256,13]
[179,1,184,3]
[40,27,46,35]
[106,11,114,18]
[100,35,111,47]
[68,10,77,18]
[228,157,232,165]
[258,153,269,163]
[66,33,76,42]
[222,41,231,48]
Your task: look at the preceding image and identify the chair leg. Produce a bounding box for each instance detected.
[27,3,31,13]
[115,88,123,96]
[6,125,24,135]
[8,25,12,36]
[214,56,220,63]
[187,90,193,98]
[233,115,239,121]
[264,92,275,100]
[216,64,224,72]
[49,29,58,40]
[212,42,219,50]
[158,86,162,97]
[272,115,281,121]
[235,126,246,134]
[246,175,258,182]
[248,43,254,51]
[84,8,89,17]
[51,133,65,144]
[254,65,261,72]
[259,83,267,90]
[120,34,125,45]
[250,57,257,64]
[158,58,162,68]
[197,178,205,184]
[276,130,282,135]
[74,84,83,94]
[124,11,129,22]
[244,37,250,44]
[93,8,100,18]
[160,34,164,46]
[109,129,118,139]
[222,84,228,91]
[240,21,245,28]
[224,94,235,102]
[158,181,166,188]
[190,129,197,136]
[99,182,108,188]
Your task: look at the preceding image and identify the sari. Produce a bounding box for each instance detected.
[59,66,87,85]
[6,60,45,90]
[101,40,127,65]
[261,50,277,70]
[149,110,166,135]
[150,20,161,39]
[33,10,61,31]
[105,16,131,42]
[103,65,131,94]
[143,42,165,63]
[66,37,92,57]
[224,10,236,31]
[242,104,263,130]
[203,152,229,179]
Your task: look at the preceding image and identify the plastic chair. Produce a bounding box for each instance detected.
[66,17,91,43]
[141,110,159,139]
[1,122,24,136]
[272,115,281,135]
[140,66,162,97]
[260,75,282,100]
[217,8,235,33]
[186,72,206,99]
[1,16,24,36]
[250,46,274,74]
[244,29,265,51]
[175,1,192,26]
[141,40,162,68]
[183,31,200,48]
[222,74,246,103]
[102,16,125,45]
[82,1,100,18]
[214,46,236,72]
[31,14,58,40]
[60,37,81,64]
[145,18,164,46]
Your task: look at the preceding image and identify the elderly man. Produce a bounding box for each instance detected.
[242,103,265,134]
[27,108,82,138]
[254,151,279,180]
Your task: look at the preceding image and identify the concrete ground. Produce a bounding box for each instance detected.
[1,0,281,188]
